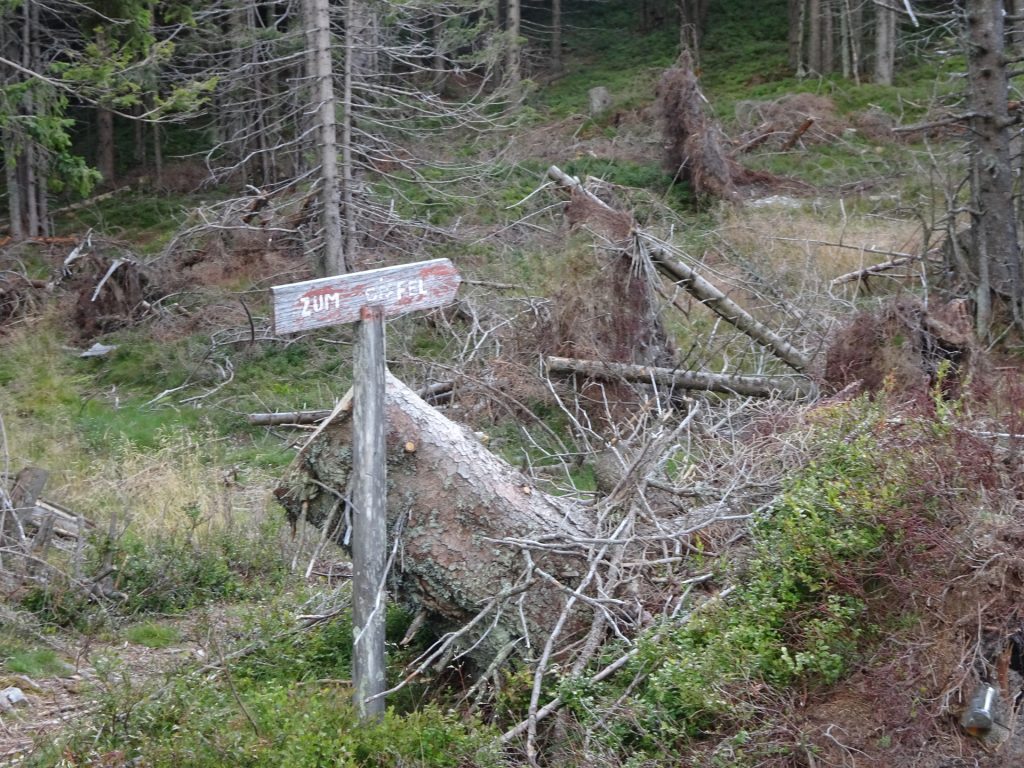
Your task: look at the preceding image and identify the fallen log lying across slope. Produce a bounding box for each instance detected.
[278,373,596,662]
[545,356,816,400]
[546,165,813,373]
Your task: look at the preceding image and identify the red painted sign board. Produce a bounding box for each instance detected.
[271,258,461,335]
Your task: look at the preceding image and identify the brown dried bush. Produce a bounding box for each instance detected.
[735,93,849,147]
[656,51,740,203]
[0,274,45,330]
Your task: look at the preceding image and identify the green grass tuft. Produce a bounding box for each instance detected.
[126,622,181,649]
[5,649,73,678]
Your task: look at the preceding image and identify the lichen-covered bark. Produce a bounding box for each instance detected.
[279,373,594,660]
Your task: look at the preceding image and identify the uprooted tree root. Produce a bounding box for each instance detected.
[824,296,975,398]
[657,51,741,203]
[71,255,151,340]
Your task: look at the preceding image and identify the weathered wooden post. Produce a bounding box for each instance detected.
[351,304,387,718]
[271,259,461,719]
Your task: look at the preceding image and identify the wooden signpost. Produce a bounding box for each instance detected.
[271,258,461,719]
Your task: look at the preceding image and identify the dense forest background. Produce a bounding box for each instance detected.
[3,1,1024,767]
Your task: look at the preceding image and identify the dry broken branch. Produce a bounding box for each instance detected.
[544,356,816,400]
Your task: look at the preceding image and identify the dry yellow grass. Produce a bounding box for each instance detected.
[0,321,277,545]
[718,203,925,294]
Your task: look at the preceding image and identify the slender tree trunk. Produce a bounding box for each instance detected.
[788,0,803,71]
[507,0,521,86]
[342,0,358,268]
[152,122,163,189]
[2,27,23,240]
[874,1,896,85]
[5,135,23,240]
[796,0,807,76]
[808,0,822,73]
[97,108,115,185]
[21,0,38,237]
[133,105,146,168]
[677,0,709,59]
[250,6,273,186]
[846,0,862,83]
[965,0,1021,335]
[433,12,448,90]
[821,0,835,74]
[1,18,17,238]
[36,166,48,235]
[304,0,346,274]
[839,0,851,77]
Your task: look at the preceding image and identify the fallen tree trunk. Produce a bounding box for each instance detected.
[546,165,813,372]
[249,409,334,426]
[646,247,812,372]
[830,254,921,286]
[248,382,453,426]
[545,356,816,400]
[278,372,594,662]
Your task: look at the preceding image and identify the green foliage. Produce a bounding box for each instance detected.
[44,600,500,768]
[50,678,500,768]
[536,1,678,116]
[4,648,73,678]
[61,192,205,239]
[19,586,97,631]
[126,621,180,649]
[561,156,693,210]
[565,399,918,758]
[0,80,100,198]
[110,521,285,615]
[22,517,285,627]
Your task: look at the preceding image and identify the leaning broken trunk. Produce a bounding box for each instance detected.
[277,372,595,663]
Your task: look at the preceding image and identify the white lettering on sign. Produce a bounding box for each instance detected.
[365,278,426,305]
[270,258,460,335]
[298,279,428,318]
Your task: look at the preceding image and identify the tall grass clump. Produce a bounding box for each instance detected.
[20,430,289,624]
